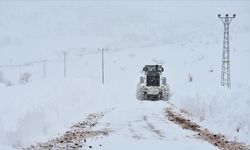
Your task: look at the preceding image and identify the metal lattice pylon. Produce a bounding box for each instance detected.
[218,14,236,89]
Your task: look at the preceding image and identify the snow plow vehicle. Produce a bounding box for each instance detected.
[137,65,169,101]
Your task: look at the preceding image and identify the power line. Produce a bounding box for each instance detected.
[0,47,109,79]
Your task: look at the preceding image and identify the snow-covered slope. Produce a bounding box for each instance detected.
[0,1,250,149]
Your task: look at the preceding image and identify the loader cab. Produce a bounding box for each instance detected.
[143,65,164,86]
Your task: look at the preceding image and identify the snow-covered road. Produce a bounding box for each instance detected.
[23,100,250,150]
[85,101,218,150]
[25,101,220,150]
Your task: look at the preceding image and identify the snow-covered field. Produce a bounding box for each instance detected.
[0,1,250,149]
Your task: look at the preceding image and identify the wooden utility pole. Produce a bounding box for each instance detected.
[63,51,67,78]
[102,48,104,84]
[43,60,47,78]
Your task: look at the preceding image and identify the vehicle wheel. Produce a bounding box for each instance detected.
[162,94,169,101]
[143,93,147,100]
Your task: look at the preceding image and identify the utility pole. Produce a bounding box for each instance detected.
[99,48,106,84]
[218,14,236,89]
[42,60,47,78]
[63,51,67,78]
[102,48,104,84]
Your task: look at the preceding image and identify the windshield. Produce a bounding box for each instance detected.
[146,75,160,86]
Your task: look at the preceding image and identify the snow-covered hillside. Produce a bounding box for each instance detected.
[0,1,250,149]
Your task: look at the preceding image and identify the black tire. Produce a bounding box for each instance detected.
[162,93,169,101]
[136,86,145,101]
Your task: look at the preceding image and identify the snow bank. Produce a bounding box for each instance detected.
[174,84,250,144]
[0,78,121,148]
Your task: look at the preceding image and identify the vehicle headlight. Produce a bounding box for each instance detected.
[142,86,148,90]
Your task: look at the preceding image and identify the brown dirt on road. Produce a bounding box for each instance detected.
[165,107,249,150]
[22,112,111,150]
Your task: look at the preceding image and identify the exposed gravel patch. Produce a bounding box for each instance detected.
[21,112,111,150]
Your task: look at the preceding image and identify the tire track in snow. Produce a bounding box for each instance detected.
[127,122,145,140]
[142,115,166,140]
